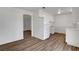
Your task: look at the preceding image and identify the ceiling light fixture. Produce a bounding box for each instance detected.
[57,9,61,14]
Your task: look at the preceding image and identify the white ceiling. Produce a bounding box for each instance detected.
[18,7,72,15]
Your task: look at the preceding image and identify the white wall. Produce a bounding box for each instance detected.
[23,15,31,31]
[53,7,79,33]
[0,8,33,45]
[54,13,74,33]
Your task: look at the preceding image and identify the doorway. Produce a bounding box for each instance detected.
[23,14,32,39]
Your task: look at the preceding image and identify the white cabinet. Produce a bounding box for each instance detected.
[32,17,44,40]
[32,9,54,40]
[66,28,79,47]
[32,16,51,40]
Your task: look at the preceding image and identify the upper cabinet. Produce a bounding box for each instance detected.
[72,8,79,20]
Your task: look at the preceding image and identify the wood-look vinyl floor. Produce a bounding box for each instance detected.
[0,31,79,51]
